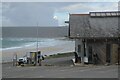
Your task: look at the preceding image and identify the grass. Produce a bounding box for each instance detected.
[45,52,75,59]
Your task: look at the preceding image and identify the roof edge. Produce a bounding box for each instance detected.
[70,14,89,16]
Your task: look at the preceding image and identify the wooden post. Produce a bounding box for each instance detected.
[15,54,17,66]
[13,53,17,66]
[39,51,42,66]
[39,58,42,66]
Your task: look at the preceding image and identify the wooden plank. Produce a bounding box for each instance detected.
[111,44,118,64]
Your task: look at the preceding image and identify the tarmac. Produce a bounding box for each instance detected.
[2,56,119,78]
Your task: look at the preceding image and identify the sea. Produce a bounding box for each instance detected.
[1,37,75,62]
[1,37,74,51]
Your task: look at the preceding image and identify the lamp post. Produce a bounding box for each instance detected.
[36,23,41,66]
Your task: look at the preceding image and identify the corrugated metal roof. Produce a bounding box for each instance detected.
[90,11,120,17]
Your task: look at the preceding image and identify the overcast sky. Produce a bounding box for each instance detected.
[1,2,119,27]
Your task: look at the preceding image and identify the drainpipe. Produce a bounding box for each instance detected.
[81,39,85,65]
[85,40,89,63]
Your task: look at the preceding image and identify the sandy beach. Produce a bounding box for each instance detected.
[2,39,75,62]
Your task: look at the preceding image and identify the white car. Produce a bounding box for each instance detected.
[18,57,27,65]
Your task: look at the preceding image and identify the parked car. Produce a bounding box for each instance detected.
[18,57,27,66]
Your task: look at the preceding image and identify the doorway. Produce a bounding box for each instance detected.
[88,46,93,63]
[106,44,111,63]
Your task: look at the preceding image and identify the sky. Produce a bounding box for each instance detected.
[0,1,119,27]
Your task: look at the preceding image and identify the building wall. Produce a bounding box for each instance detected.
[75,39,119,64]
[75,39,85,63]
[75,39,82,57]
[111,44,119,64]
[88,41,106,64]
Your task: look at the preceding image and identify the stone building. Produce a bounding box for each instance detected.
[68,11,120,65]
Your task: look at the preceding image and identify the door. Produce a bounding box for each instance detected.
[106,44,111,63]
[88,46,93,63]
